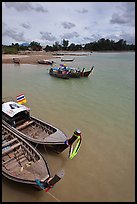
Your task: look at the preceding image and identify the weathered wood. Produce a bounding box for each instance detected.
[3,157,16,166]
[16,120,34,130]
[2,123,51,188]
[22,145,37,162]
[2,143,21,155]
[2,138,18,148]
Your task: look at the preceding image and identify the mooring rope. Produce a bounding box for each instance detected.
[33,142,62,202]
[47,191,61,202]
[42,145,62,202]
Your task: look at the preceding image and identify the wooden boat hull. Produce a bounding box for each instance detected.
[38,60,54,65]
[2,116,68,145]
[80,66,94,77]
[61,58,74,62]
[2,123,51,189]
[60,65,94,78]
[68,72,81,78]
[13,58,20,64]
[2,100,75,154]
[49,68,70,79]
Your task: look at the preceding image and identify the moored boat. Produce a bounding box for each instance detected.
[60,65,94,78]
[61,58,75,62]
[49,67,70,79]
[61,66,81,78]
[13,58,20,64]
[2,123,64,190]
[2,98,79,153]
[38,60,54,65]
[80,66,94,77]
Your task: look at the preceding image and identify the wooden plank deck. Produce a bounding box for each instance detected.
[2,138,18,148]
[2,143,21,155]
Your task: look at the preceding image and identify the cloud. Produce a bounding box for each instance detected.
[76,8,88,13]
[2,2,135,45]
[110,2,135,26]
[110,13,128,25]
[119,32,135,44]
[105,31,135,44]
[84,26,89,30]
[3,27,26,42]
[21,23,31,29]
[2,22,29,43]
[4,2,48,13]
[60,32,79,39]
[35,4,48,13]
[40,32,57,42]
[83,34,102,43]
[83,37,94,42]
[62,22,75,29]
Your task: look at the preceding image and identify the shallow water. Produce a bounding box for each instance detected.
[2,52,135,202]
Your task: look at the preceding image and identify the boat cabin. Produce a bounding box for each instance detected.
[2,101,30,127]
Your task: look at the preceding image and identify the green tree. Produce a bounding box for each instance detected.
[52,41,62,51]
[29,41,42,51]
[62,39,69,50]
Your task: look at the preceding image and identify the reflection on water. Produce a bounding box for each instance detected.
[2,52,135,202]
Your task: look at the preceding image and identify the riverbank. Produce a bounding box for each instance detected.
[2,51,92,64]
[2,51,53,64]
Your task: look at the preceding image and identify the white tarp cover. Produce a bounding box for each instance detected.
[2,101,29,118]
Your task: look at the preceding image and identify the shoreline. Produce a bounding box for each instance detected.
[2,51,53,64]
[2,51,91,64]
[2,50,134,64]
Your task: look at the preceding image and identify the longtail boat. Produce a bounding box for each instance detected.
[80,66,94,77]
[13,58,20,64]
[38,60,54,65]
[61,58,75,62]
[59,64,94,78]
[49,67,70,79]
[2,98,79,153]
[2,123,64,190]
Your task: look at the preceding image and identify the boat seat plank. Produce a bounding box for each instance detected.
[2,143,21,156]
[16,121,34,131]
[3,157,16,166]
[19,157,28,163]
[2,155,9,162]
[15,151,24,159]
[8,151,15,158]
[5,160,21,170]
[2,138,18,148]
[16,153,25,160]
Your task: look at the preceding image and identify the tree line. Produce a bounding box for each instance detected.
[2,38,135,54]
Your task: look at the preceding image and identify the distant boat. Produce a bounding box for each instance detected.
[13,58,20,64]
[49,67,70,79]
[2,123,55,190]
[38,60,54,65]
[61,58,75,62]
[60,65,95,78]
[2,99,78,153]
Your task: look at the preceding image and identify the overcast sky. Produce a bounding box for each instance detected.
[2,2,135,46]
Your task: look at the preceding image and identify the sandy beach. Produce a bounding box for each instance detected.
[2,51,92,64]
[2,51,54,64]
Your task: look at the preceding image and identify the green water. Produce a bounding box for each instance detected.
[2,52,135,202]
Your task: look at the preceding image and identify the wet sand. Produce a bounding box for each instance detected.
[2,51,54,64]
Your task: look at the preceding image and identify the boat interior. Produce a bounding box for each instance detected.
[2,125,50,181]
